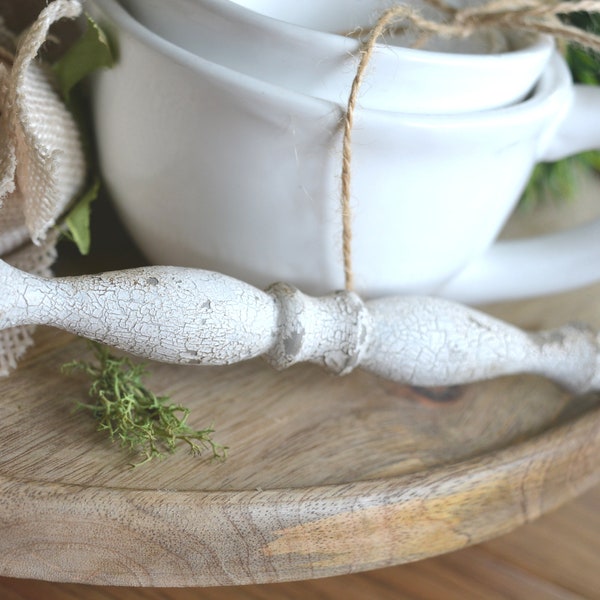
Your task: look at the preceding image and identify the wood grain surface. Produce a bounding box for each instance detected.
[0,174,599,586]
[0,483,598,598]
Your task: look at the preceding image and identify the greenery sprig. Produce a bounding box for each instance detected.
[521,9,600,208]
[62,343,227,466]
[53,15,115,255]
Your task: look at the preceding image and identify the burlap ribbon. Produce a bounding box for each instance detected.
[0,0,85,375]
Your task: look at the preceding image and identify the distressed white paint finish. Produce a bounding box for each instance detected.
[0,261,278,365]
[265,282,372,375]
[1,259,598,392]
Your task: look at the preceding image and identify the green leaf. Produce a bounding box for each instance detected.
[52,15,114,103]
[64,178,100,255]
[53,15,115,254]
[520,10,600,209]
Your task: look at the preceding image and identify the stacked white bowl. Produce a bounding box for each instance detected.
[85,0,600,303]
[120,0,553,113]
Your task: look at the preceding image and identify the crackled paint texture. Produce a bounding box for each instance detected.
[0,259,599,391]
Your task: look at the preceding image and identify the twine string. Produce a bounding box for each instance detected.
[340,0,600,292]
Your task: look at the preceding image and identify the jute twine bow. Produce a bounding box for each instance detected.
[341,0,600,291]
[0,0,86,374]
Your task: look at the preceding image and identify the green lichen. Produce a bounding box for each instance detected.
[62,343,227,466]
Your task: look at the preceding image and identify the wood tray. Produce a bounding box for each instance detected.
[1,181,600,587]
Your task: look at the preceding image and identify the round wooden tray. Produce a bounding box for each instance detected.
[1,176,600,587]
[0,284,599,586]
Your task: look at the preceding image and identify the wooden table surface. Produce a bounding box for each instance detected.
[0,482,598,598]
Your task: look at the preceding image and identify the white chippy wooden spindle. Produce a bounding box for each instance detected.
[0,259,598,393]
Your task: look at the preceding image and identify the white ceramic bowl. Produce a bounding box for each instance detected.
[120,0,554,113]
[87,0,600,304]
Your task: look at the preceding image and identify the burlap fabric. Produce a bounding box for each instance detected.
[0,0,85,375]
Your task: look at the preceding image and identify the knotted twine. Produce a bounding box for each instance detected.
[341,0,600,291]
[0,0,86,375]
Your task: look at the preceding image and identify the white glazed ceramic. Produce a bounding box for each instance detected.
[87,0,600,304]
[120,0,554,113]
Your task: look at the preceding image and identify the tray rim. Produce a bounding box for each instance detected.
[0,398,598,586]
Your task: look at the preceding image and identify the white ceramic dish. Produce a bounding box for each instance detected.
[120,0,554,113]
[87,0,600,304]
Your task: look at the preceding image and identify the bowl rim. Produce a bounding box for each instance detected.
[89,0,570,129]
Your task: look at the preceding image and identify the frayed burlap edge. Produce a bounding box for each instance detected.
[0,0,85,376]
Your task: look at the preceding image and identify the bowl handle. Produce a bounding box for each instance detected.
[438,83,600,305]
